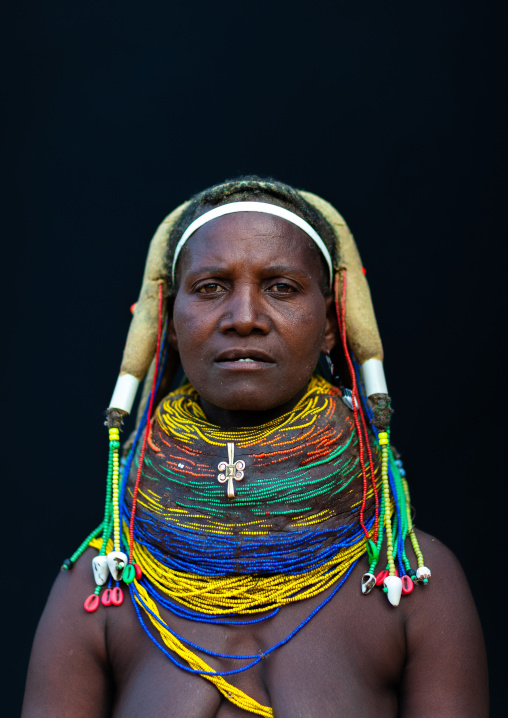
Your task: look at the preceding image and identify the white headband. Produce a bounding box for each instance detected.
[171,201,334,284]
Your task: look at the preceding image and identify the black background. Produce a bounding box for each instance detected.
[5,1,506,715]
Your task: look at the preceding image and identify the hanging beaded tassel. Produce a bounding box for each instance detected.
[376,430,402,605]
[61,428,118,611]
[334,269,431,606]
[79,427,125,612]
[62,285,164,611]
[74,284,164,611]
[354,355,432,601]
[100,426,126,607]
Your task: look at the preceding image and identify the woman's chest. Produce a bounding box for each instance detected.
[105,570,406,718]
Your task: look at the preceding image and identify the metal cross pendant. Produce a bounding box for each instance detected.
[217,442,245,499]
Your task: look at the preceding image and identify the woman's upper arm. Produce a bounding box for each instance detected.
[22,549,113,718]
[399,532,488,718]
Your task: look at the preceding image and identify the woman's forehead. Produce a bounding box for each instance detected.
[177,212,321,269]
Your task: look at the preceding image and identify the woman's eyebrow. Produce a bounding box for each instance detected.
[260,265,309,278]
[184,265,310,278]
[186,265,227,274]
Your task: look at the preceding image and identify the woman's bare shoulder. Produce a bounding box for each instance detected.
[22,548,113,718]
[398,528,488,718]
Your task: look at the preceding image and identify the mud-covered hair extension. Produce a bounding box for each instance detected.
[168,175,339,294]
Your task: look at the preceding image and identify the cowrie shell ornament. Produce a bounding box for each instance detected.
[361,572,376,595]
[384,575,403,606]
[341,388,359,411]
[92,555,110,586]
[107,551,128,581]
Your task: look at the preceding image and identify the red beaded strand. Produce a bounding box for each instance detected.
[128,283,164,563]
[335,270,372,539]
[357,398,380,536]
[337,269,380,536]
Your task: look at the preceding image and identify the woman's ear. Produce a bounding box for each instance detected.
[321,295,339,354]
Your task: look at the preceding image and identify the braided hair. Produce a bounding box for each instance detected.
[168,176,339,294]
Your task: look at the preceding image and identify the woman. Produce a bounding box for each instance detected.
[22,177,488,717]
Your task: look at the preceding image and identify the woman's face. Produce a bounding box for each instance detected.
[169,211,336,417]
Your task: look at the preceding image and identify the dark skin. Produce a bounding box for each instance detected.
[23,212,488,717]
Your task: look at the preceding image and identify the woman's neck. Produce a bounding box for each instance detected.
[198,385,308,428]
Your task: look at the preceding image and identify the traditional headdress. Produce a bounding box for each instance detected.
[107,192,390,427]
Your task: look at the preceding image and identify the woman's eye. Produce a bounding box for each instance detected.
[268,283,295,294]
[197,283,226,294]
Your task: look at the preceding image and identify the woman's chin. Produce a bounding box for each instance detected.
[197,383,311,425]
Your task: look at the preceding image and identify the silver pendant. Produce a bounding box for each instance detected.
[217,442,245,499]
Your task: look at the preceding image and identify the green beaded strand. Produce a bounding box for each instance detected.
[62,521,104,569]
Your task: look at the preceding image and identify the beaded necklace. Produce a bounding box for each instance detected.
[67,376,428,716]
[146,377,364,516]
[64,281,431,716]
[119,375,379,614]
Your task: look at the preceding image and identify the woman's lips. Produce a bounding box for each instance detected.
[214,356,276,370]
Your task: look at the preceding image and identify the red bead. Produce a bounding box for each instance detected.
[375,567,398,586]
[401,575,414,595]
[130,303,137,315]
[362,267,367,275]
[134,563,142,580]
[101,588,112,606]
[111,587,124,606]
[84,594,100,613]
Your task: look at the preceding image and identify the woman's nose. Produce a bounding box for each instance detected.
[219,284,270,335]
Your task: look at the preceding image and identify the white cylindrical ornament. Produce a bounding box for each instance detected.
[109,374,140,415]
[361,358,388,397]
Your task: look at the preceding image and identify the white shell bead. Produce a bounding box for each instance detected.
[416,566,431,581]
[107,551,128,581]
[92,555,110,586]
[384,575,403,606]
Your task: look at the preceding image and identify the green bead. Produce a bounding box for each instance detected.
[366,539,378,564]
